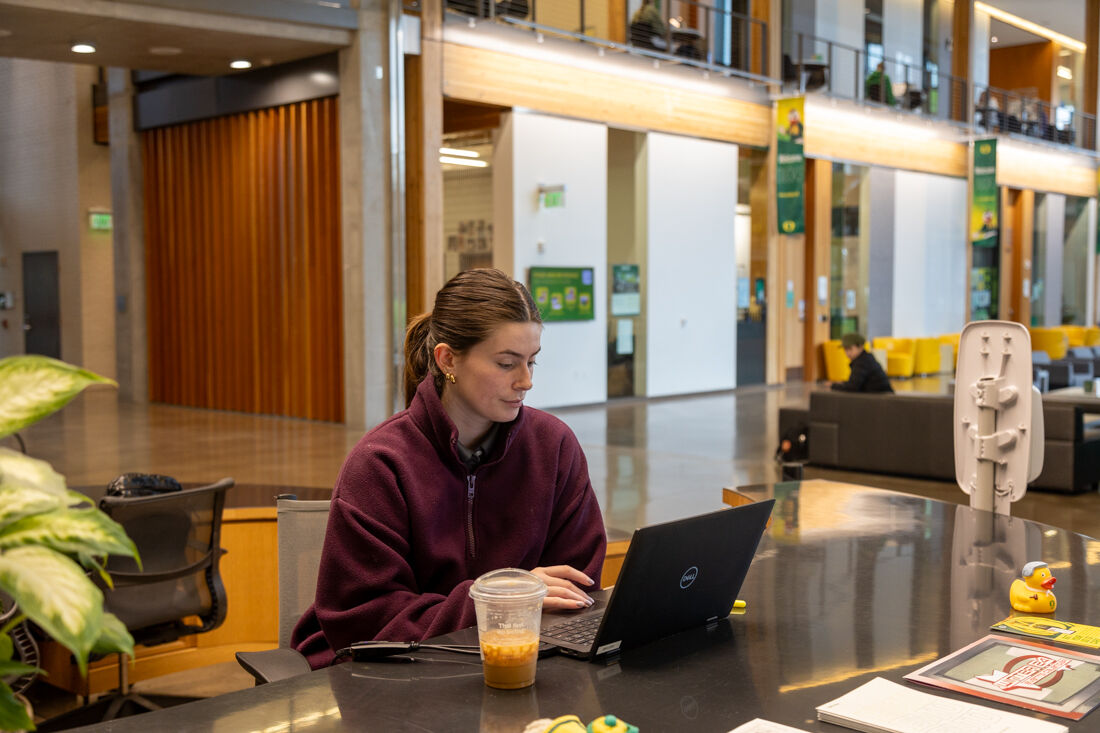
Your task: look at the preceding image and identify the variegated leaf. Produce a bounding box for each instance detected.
[0,483,63,530]
[91,612,135,657]
[0,546,103,673]
[0,508,138,560]
[0,355,116,438]
[0,658,41,677]
[66,489,94,507]
[0,679,34,732]
[77,551,114,588]
[0,448,66,497]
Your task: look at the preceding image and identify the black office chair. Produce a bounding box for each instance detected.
[92,478,233,720]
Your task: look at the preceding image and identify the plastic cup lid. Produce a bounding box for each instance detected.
[468,568,547,602]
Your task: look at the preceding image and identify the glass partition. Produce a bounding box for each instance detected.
[829,163,870,339]
[1031,193,1047,326]
[1061,195,1089,325]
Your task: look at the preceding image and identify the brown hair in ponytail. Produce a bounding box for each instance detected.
[403,268,542,406]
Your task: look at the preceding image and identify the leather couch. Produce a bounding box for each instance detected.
[782,391,1100,494]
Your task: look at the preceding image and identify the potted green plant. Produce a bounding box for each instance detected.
[0,355,139,731]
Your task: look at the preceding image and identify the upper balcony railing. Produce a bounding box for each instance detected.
[443,0,774,86]
[785,30,1097,152]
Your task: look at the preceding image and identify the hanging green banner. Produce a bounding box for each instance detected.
[971,138,998,249]
[776,97,805,235]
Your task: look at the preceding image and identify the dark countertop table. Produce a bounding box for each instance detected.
[72,479,1100,731]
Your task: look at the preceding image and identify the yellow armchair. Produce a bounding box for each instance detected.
[937,333,959,371]
[822,339,850,382]
[1030,327,1068,359]
[1087,327,1100,347]
[871,337,915,378]
[1056,325,1086,348]
[912,337,941,376]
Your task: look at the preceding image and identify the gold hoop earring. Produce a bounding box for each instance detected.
[445,372,456,384]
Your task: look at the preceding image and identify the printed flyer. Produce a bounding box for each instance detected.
[905,635,1100,720]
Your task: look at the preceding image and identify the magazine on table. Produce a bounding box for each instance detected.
[904,634,1100,721]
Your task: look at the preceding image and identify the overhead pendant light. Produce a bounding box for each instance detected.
[71,42,97,54]
[439,147,479,158]
[439,156,488,168]
[230,59,252,70]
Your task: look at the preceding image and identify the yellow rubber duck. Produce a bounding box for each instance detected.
[1010,561,1057,613]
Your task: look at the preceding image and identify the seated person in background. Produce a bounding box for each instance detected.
[976,90,1001,130]
[865,62,896,106]
[829,332,894,393]
[629,0,668,50]
[292,268,607,669]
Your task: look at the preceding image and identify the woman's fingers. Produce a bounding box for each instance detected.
[531,565,595,608]
[537,565,595,586]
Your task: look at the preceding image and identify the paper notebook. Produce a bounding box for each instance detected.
[816,677,1068,733]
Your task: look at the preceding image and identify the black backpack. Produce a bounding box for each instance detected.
[775,422,809,463]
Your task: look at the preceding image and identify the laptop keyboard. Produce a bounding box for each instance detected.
[542,612,604,645]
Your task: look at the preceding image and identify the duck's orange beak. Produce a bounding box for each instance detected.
[1042,576,1057,590]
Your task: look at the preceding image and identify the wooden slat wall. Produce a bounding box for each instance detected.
[143,98,344,422]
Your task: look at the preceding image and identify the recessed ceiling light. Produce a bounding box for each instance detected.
[149,46,182,56]
[71,42,97,54]
[990,36,999,43]
[230,59,252,70]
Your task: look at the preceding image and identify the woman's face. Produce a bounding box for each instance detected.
[437,321,542,443]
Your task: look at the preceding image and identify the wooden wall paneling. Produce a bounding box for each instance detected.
[143,98,343,421]
[442,42,771,148]
[405,55,426,321]
[989,42,1053,102]
[1000,187,1017,322]
[1087,0,1099,125]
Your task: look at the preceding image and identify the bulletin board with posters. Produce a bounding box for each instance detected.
[528,267,595,322]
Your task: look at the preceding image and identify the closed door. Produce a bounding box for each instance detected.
[23,251,61,358]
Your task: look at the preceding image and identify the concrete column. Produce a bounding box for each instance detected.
[340,2,399,430]
[107,67,147,402]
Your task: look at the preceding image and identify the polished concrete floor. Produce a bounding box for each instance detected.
[22,378,1100,724]
[25,379,1100,539]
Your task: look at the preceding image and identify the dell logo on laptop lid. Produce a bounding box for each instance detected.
[680,566,699,589]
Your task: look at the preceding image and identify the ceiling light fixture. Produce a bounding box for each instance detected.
[230,59,252,70]
[439,156,488,168]
[1057,65,1073,80]
[975,2,1086,52]
[149,46,182,56]
[71,42,97,54]
[991,35,999,43]
[439,147,479,158]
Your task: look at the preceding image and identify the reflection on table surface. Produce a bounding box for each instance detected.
[74,480,1100,732]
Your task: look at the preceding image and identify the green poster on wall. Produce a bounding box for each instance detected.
[529,267,595,322]
[971,138,998,249]
[776,97,805,235]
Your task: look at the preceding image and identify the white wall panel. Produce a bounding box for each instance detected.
[496,112,608,408]
[883,0,923,88]
[891,170,967,336]
[645,132,738,396]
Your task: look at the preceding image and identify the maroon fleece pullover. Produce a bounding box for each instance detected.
[292,377,607,668]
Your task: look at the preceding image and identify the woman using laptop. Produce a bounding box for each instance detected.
[292,268,607,669]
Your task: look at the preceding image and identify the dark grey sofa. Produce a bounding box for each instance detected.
[787,391,1100,494]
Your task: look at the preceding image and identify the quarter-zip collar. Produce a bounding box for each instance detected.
[408,376,525,473]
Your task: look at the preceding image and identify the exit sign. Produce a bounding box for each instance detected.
[89,210,113,231]
[544,191,564,208]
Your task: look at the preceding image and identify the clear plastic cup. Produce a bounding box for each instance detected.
[468,568,547,689]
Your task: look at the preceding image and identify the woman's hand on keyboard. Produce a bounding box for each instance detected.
[531,565,596,611]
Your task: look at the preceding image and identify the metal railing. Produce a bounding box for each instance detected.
[972,82,1097,150]
[784,30,1097,151]
[444,0,772,84]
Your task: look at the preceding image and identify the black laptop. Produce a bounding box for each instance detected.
[540,498,775,660]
